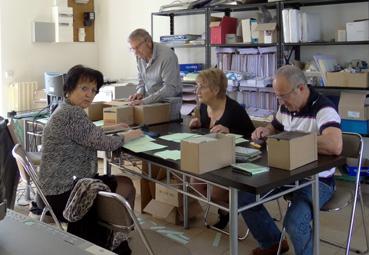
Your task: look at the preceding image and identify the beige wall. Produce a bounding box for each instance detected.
[0,0,99,115]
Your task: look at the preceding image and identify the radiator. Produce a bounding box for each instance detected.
[8,81,38,111]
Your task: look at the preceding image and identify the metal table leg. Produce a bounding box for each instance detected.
[312,174,320,255]
[183,175,189,229]
[229,188,238,255]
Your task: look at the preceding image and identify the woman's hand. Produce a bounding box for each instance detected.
[189,118,201,129]
[121,129,144,143]
[210,124,229,134]
[103,123,129,132]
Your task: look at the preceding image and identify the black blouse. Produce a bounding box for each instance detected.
[199,96,255,138]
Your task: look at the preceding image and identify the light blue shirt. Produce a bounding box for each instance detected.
[136,42,182,104]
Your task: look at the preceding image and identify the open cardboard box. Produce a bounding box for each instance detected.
[181,133,235,174]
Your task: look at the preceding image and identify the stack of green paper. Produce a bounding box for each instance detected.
[159,133,201,143]
[226,133,249,144]
[123,135,167,153]
[93,120,104,127]
[235,146,262,161]
[154,150,181,160]
[231,163,269,175]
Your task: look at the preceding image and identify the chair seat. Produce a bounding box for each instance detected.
[26,151,42,166]
[321,189,353,212]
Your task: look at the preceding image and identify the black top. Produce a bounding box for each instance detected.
[200,96,255,138]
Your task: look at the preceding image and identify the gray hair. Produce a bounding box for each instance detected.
[275,65,307,89]
[128,28,153,44]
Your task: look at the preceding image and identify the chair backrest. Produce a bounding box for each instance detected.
[11,144,62,230]
[341,132,363,160]
[96,191,155,255]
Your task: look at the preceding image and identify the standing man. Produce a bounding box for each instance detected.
[128,28,182,105]
[239,65,342,255]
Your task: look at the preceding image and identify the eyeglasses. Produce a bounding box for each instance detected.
[275,87,297,101]
[129,40,146,52]
[196,84,210,91]
[78,85,98,95]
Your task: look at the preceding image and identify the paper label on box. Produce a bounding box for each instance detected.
[348,111,360,119]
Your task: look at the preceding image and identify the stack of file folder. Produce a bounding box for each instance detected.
[235,146,262,161]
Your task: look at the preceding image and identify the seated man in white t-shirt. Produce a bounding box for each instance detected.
[239,65,342,255]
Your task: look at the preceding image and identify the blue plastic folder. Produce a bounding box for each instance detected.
[231,163,269,176]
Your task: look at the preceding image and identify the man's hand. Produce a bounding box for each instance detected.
[251,127,272,140]
[129,99,143,106]
[210,124,229,134]
[189,118,201,129]
[128,93,144,101]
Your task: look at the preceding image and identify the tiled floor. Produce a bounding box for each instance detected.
[14,168,369,255]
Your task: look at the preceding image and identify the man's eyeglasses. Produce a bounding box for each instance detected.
[129,40,146,52]
[275,87,297,101]
[79,85,98,95]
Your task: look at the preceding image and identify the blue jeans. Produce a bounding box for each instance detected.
[238,178,335,255]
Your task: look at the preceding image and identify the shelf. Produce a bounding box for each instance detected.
[313,86,369,91]
[165,44,206,48]
[283,0,368,7]
[284,41,369,46]
[152,8,207,17]
[211,2,278,12]
[212,43,278,48]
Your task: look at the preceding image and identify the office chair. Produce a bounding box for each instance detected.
[96,191,154,255]
[12,144,63,230]
[276,132,369,255]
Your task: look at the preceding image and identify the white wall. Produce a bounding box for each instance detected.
[0,0,99,116]
[95,0,172,81]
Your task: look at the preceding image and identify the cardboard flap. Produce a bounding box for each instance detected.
[269,131,309,140]
[255,23,277,31]
[143,199,176,219]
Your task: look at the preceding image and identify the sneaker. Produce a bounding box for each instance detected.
[252,239,289,255]
[212,209,229,230]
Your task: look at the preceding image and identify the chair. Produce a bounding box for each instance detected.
[276,132,369,255]
[96,191,154,255]
[320,132,369,254]
[7,121,41,202]
[11,144,63,230]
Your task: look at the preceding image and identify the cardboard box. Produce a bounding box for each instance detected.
[181,133,235,174]
[85,102,105,121]
[140,162,167,213]
[339,92,369,120]
[155,181,180,207]
[94,83,137,102]
[255,23,277,44]
[341,119,369,135]
[133,103,171,125]
[346,20,369,41]
[241,18,257,43]
[103,105,134,126]
[143,198,202,225]
[267,131,317,170]
[326,71,369,88]
[346,157,369,177]
[210,16,238,44]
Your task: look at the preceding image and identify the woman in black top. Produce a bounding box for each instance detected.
[189,68,255,229]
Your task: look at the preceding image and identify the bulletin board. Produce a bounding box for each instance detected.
[68,0,95,42]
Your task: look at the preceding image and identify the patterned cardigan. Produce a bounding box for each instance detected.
[39,100,123,196]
